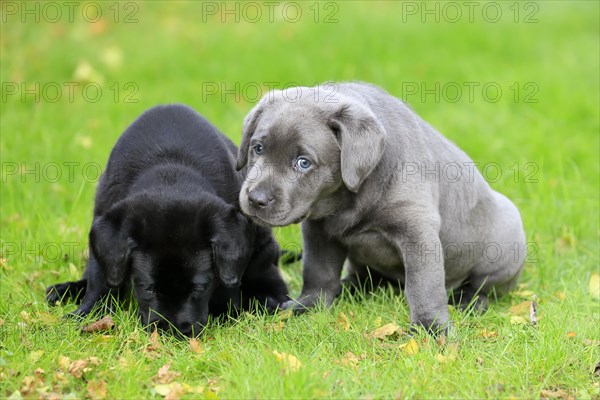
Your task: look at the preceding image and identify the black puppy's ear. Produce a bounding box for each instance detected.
[89,209,133,289]
[329,100,387,192]
[211,209,253,288]
[236,90,281,171]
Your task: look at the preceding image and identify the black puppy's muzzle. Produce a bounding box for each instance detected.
[144,314,206,338]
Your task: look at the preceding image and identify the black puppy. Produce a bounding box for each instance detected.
[46,104,289,336]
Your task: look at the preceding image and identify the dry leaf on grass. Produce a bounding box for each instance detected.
[277,309,293,320]
[20,376,37,396]
[399,338,419,355]
[86,379,107,400]
[273,351,302,373]
[154,382,204,400]
[36,312,59,324]
[583,338,600,346]
[153,363,181,384]
[67,359,91,378]
[589,273,600,300]
[335,352,363,367]
[509,300,532,316]
[189,338,204,354]
[337,312,351,331]
[512,289,534,298]
[566,331,577,338]
[57,356,71,370]
[20,311,32,323]
[154,382,185,400]
[266,321,285,332]
[149,329,161,347]
[478,329,498,339]
[436,335,447,347]
[29,350,44,363]
[82,315,114,333]
[57,356,102,378]
[435,342,460,363]
[145,329,162,358]
[540,388,574,399]
[365,323,403,339]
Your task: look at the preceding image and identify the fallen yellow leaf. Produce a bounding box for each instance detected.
[366,323,402,339]
[566,331,576,338]
[589,273,600,300]
[28,350,44,363]
[58,355,71,370]
[336,352,361,367]
[337,312,351,331]
[510,315,527,325]
[435,353,457,363]
[154,382,185,399]
[266,321,285,332]
[478,329,498,339]
[399,338,419,355]
[277,309,293,320]
[273,351,302,373]
[20,311,32,323]
[509,301,531,316]
[513,290,534,298]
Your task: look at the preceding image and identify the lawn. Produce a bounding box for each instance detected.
[1,1,599,398]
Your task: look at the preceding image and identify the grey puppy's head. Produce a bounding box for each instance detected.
[237,86,387,226]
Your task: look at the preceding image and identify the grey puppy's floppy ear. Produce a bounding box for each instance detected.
[89,206,133,289]
[236,90,281,171]
[211,208,253,287]
[328,100,387,192]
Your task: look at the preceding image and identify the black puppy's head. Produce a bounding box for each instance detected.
[90,192,253,337]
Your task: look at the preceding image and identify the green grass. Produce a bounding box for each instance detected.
[1,1,599,398]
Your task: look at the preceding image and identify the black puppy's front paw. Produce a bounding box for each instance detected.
[46,280,86,305]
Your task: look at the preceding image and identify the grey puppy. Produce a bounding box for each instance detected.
[236,82,526,331]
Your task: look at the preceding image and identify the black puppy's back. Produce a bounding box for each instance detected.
[95,105,241,216]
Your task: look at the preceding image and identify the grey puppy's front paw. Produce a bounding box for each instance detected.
[410,317,455,336]
[280,299,310,314]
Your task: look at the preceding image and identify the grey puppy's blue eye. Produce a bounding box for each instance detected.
[295,157,312,172]
[253,144,263,155]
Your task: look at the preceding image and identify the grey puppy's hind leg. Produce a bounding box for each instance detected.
[449,282,489,313]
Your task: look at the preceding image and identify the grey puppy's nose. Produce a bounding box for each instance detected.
[248,189,274,208]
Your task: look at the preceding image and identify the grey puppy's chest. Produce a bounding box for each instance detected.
[322,211,406,278]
